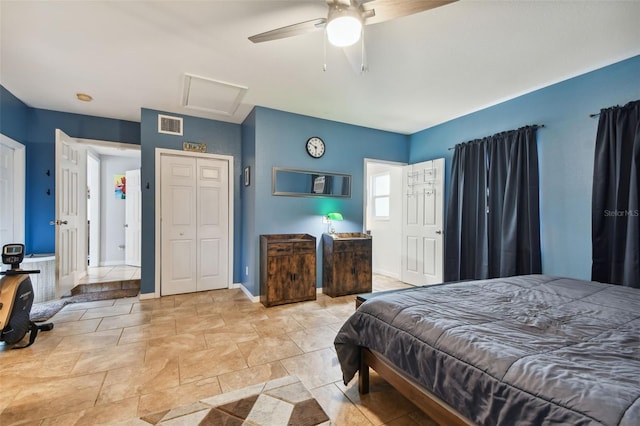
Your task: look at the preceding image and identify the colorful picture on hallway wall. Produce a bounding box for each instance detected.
[114,174,126,199]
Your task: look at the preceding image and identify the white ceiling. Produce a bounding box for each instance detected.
[1,1,639,135]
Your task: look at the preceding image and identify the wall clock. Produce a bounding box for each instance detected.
[306,136,325,158]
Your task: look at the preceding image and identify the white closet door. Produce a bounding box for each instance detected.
[161,155,197,295]
[196,158,229,291]
[160,154,230,295]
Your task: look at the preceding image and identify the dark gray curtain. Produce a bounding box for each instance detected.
[445,126,541,281]
[444,140,489,280]
[592,100,640,288]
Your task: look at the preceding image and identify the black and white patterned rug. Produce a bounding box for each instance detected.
[140,376,330,425]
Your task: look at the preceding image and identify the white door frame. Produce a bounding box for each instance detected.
[363,158,406,280]
[154,148,234,298]
[0,134,25,248]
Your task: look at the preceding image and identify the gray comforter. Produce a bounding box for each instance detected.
[334,275,640,425]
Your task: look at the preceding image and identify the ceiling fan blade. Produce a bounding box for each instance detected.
[362,0,457,25]
[249,18,326,43]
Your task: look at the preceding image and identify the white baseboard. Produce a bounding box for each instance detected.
[138,292,156,300]
[373,269,401,280]
[232,283,323,301]
[99,260,126,267]
[233,282,260,303]
[140,283,258,302]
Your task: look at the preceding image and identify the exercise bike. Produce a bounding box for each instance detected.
[0,243,53,349]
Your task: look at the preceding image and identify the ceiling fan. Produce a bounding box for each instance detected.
[248,0,457,48]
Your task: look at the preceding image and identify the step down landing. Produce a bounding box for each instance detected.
[69,279,140,299]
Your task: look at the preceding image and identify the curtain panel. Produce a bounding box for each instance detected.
[445,126,541,281]
[592,100,640,288]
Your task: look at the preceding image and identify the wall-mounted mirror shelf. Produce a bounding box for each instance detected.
[272,167,351,198]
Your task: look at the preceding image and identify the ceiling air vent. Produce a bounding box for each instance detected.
[182,73,247,117]
[158,114,183,135]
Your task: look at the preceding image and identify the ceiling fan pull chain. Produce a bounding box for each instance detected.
[323,28,328,72]
[360,28,366,73]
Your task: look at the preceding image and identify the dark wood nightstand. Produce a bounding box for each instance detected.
[322,233,372,297]
[260,234,316,307]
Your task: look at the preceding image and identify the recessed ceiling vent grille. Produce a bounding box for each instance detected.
[158,114,183,135]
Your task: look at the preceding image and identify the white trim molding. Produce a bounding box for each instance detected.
[0,134,26,247]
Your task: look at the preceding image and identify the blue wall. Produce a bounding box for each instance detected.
[409,54,640,281]
[139,108,243,295]
[25,109,140,253]
[241,107,409,295]
[0,86,28,143]
[0,85,140,253]
[240,109,257,291]
[5,54,639,294]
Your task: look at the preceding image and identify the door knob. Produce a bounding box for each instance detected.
[52,220,68,225]
[435,230,443,235]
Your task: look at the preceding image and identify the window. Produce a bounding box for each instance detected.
[371,173,390,219]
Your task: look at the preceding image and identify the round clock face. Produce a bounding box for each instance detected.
[306,137,325,158]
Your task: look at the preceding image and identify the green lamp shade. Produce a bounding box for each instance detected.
[327,212,343,221]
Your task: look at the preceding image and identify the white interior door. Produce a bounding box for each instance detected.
[196,158,229,291]
[87,152,100,268]
[55,129,87,297]
[125,168,141,267]
[401,158,444,285]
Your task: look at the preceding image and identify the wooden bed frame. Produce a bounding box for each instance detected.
[358,347,472,426]
[355,290,474,424]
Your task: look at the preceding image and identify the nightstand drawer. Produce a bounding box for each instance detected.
[266,242,292,256]
[294,242,316,255]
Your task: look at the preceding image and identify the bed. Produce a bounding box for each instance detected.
[334,275,640,425]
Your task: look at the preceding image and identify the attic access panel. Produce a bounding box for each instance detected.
[182,73,248,117]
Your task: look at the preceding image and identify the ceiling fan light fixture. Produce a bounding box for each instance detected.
[326,7,362,47]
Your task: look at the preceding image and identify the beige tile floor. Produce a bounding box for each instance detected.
[0,275,436,426]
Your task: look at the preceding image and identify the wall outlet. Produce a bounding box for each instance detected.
[245,266,249,276]
[322,216,329,224]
